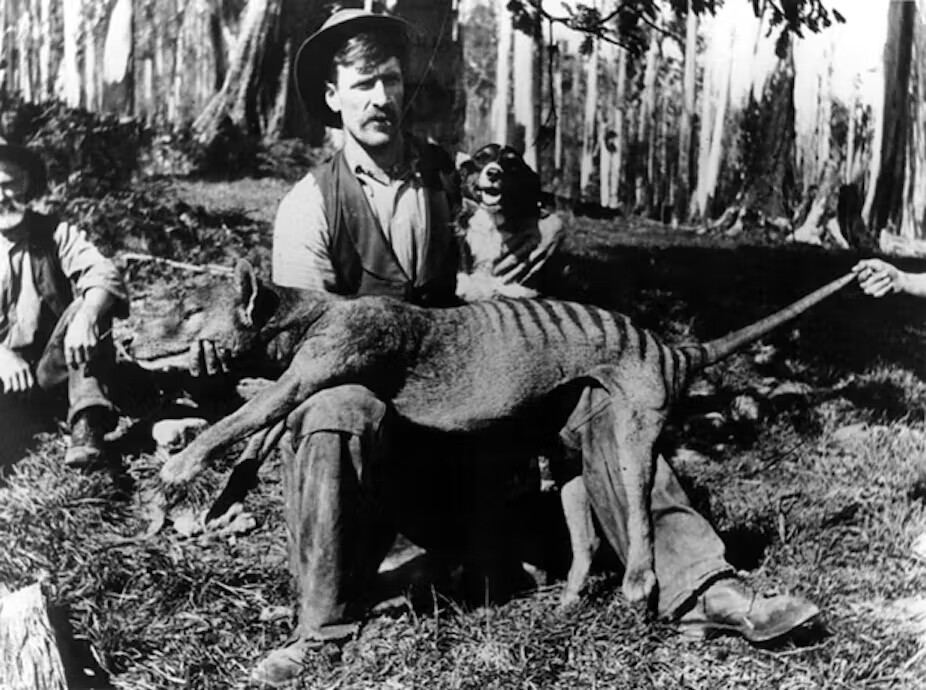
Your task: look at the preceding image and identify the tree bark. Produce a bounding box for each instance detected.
[868,0,916,234]
[0,584,68,690]
[192,0,284,145]
[580,37,598,200]
[492,0,512,146]
[102,0,134,116]
[38,0,51,99]
[635,30,658,214]
[674,3,697,225]
[553,40,563,171]
[58,0,81,106]
[513,11,539,169]
[900,0,926,238]
[690,22,733,222]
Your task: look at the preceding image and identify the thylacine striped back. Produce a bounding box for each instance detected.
[444,271,854,415]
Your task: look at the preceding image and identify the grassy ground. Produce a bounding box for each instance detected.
[3,181,926,688]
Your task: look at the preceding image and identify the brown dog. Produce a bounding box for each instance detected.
[155,260,853,608]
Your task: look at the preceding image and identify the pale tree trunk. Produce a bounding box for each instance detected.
[58,0,81,106]
[38,0,51,99]
[193,0,283,145]
[553,41,563,171]
[513,12,539,170]
[84,6,97,112]
[580,38,598,200]
[102,0,133,116]
[674,4,697,225]
[608,46,626,209]
[635,30,658,213]
[492,0,512,146]
[599,43,613,208]
[869,0,915,235]
[0,0,8,93]
[171,0,223,126]
[690,27,732,221]
[900,0,926,239]
[18,4,33,101]
[0,584,68,690]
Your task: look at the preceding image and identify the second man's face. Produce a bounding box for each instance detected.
[326,56,404,150]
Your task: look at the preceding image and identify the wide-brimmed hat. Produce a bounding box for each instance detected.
[294,8,415,128]
[0,138,47,200]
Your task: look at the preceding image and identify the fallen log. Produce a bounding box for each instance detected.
[0,583,68,690]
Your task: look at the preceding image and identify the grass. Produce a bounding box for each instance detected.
[3,186,926,688]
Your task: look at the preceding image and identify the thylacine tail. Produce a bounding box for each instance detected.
[677,271,855,375]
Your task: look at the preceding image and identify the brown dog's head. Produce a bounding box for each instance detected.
[458,144,541,226]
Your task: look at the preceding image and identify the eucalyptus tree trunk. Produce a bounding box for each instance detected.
[690,26,731,221]
[58,0,81,106]
[513,12,539,170]
[193,0,284,144]
[580,38,598,199]
[868,0,916,235]
[674,4,697,225]
[492,0,512,146]
[38,0,51,98]
[899,0,926,238]
[635,30,658,213]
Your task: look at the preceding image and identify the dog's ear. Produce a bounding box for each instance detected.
[234,260,260,328]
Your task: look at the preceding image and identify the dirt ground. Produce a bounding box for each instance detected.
[3,176,926,689]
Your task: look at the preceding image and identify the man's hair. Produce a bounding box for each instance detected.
[326,28,408,84]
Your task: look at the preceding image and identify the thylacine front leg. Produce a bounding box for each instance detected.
[160,366,323,484]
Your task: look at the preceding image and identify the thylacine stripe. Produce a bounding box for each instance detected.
[533,300,567,341]
[518,300,554,346]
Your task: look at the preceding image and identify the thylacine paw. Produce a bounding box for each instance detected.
[159,447,205,485]
[622,564,657,605]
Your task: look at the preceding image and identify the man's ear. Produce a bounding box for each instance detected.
[234,260,260,328]
[325,81,341,116]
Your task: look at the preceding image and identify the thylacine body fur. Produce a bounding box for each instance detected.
[159,260,854,607]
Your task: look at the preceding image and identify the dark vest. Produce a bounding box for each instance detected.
[26,211,74,321]
[312,142,460,307]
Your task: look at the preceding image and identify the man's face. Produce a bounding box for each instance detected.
[0,159,29,232]
[325,56,404,149]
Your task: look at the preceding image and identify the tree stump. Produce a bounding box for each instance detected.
[0,583,68,690]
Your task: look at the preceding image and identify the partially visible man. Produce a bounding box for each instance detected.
[207,9,819,687]
[0,138,128,467]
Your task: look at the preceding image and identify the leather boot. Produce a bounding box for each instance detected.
[65,407,107,468]
[677,577,820,643]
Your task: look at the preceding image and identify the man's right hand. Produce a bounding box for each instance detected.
[189,339,230,377]
[0,345,35,393]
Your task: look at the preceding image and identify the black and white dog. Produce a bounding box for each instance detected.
[455,144,552,302]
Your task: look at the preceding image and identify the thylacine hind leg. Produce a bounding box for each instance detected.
[560,369,666,607]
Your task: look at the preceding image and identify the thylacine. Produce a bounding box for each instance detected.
[157,260,854,607]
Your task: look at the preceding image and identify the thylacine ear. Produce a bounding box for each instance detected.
[234,259,260,328]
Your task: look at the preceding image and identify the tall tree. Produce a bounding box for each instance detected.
[492,0,512,146]
[867,0,916,235]
[580,33,598,198]
[674,1,697,224]
[58,0,81,107]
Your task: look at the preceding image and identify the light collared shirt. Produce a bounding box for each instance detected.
[272,135,432,292]
[0,214,128,350]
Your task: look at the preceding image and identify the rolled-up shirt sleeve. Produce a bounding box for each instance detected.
[272,173,337,292]
[55,220,129,317]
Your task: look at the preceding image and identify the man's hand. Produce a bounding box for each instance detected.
[190,339,230,377]
[64,307,102,370]
[492,213,565,286]
[853,259,904,298]
[0,345,35,393]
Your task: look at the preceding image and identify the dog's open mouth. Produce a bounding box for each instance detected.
[477,186,502,207]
